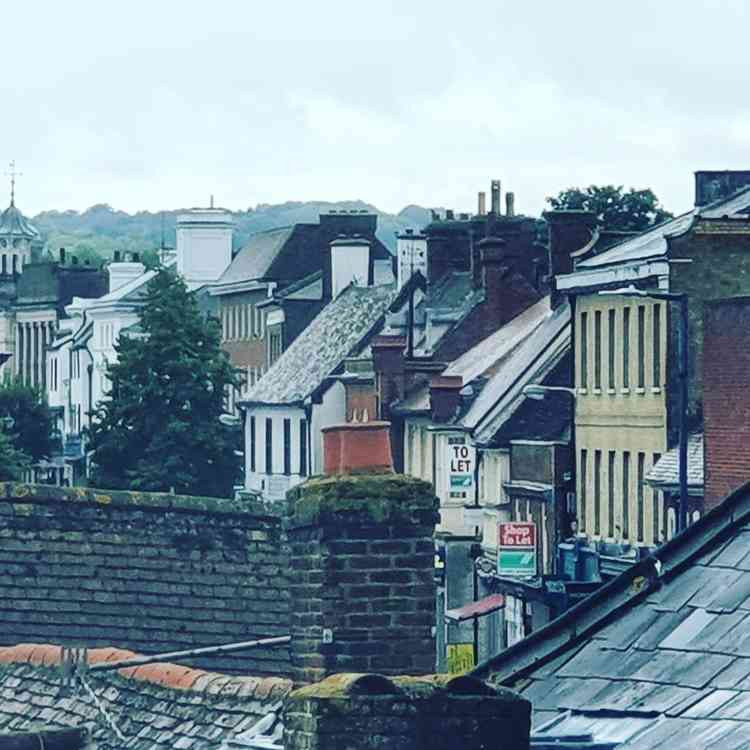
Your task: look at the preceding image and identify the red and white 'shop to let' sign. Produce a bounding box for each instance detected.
[499,522,536,548]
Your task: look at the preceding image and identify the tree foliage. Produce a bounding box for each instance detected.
[89,268,240,497]
[0,377,55,462]
[0,428,30,481]
[547,185,673,232]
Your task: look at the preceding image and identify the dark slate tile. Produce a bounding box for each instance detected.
[592,603,661,651]
[528,641,587,679]
[682,689,739,719]
[707,531,750,569]
[709,658,750,689]
[658,608,716,650]
[631,650,734,689]
[692,611,750,653]
[555,641,613,679]
[646,565,718,612]
[704,572,750,614]
[634,608,693,650]
[712,689,750,719]
[687,568,745,611]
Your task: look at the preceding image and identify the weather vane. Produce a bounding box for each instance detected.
[5,161,21,207]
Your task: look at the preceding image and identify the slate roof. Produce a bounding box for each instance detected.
[472,479,750,747]
[566,186,750,277]
[215,222,393,292]
[242,283,396,405]
[645,433,704,493]
[0,643,290,749]
[469,302,570,441]
[216,227,296,286]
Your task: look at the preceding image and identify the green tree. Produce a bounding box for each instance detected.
[89,268,240,497]
[0,427,30,481]
[547,185,673,232]
[0,377,54,462]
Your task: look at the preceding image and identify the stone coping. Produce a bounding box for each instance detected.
[0,482,276,517]
[286,473,439,528]
[288,672,523,701]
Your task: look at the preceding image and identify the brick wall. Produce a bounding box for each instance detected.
[283,673,531,750]
[704,298,750,509]
[285,473,439,686]
[0,483,290,675]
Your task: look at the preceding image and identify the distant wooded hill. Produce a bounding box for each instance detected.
[32,201,435,267]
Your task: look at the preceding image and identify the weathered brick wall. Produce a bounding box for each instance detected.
[0,483,290,675]
[286,474,439,686]
[667,227,750,444]
[283,673,531,750]
[704,298,750,509]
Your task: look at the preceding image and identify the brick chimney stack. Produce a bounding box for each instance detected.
[704,297,750,510]
[286,423,439,686]
[543,210,598,308]
[430,376,463,423]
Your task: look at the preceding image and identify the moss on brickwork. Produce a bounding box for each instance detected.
[0,482,259,516]
[286,473,439,528]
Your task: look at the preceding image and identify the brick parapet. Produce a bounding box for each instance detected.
[0,484,291,675]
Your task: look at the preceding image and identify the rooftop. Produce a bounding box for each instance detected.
[473,479,750,747]
[242,283,395,405]
[558,185,750,290]
[0,643,290,749]
[645,433,704,493]
[0,202,40,240]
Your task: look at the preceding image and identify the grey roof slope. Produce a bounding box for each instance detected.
[243,283,395,405]
[0,645,290,749]
[217,226,296,286]
[573,186,750,272]
[645,433,704,493]
[0,203,40,239]
[473,479,750,748]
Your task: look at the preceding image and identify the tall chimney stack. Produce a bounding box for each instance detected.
[491,180,501,214]
[477,192,486,216]
[506,192,515,217]
[286,424,439,686]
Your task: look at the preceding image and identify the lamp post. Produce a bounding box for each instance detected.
[599,285,689,533]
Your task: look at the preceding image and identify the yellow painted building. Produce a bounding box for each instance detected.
[575,293,669,547]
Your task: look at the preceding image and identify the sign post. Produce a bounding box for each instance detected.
[497,522,537,578]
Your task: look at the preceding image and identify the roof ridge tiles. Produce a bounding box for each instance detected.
[0,643,293,697]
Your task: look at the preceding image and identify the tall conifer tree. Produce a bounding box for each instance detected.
[89,268,240,497]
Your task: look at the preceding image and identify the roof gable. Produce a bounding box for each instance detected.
[473,480,750,746]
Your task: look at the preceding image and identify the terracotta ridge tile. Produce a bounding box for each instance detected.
[0,642,292,696]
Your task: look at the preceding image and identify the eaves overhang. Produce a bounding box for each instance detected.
[556,259,670,293]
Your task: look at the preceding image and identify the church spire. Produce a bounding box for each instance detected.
[5,161,21,207]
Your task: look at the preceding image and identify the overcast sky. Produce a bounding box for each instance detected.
[3,1,749,218]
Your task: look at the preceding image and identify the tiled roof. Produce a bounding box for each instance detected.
[243,283,395,405]
[473,479,750,747]
[0,643,291,749]
[645,433,704,492]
